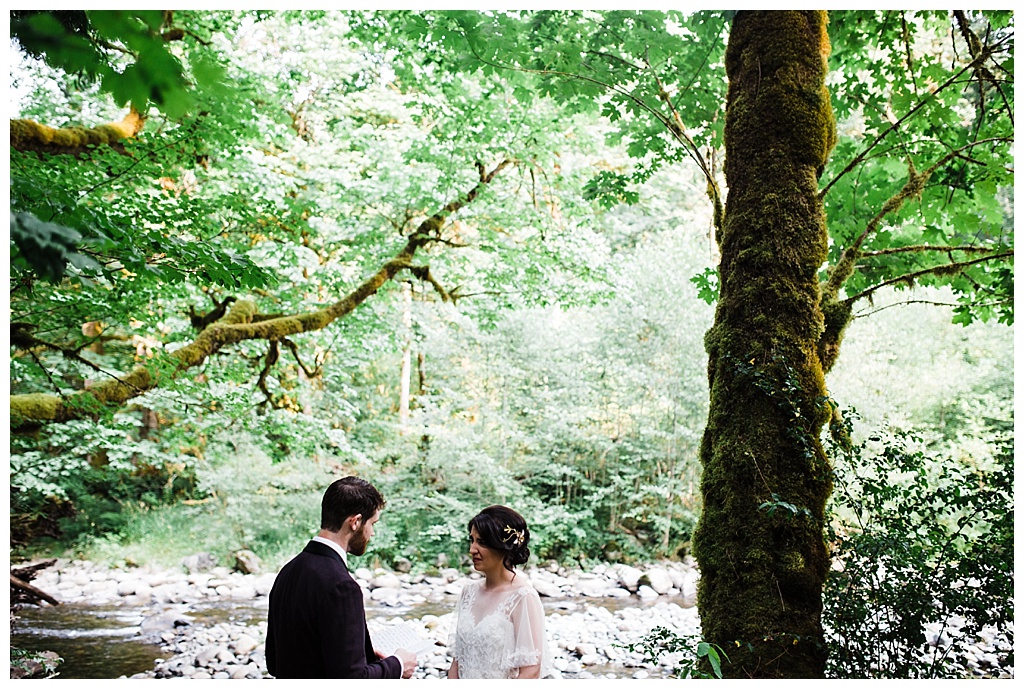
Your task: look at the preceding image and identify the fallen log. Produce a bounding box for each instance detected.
[10,573,60,606]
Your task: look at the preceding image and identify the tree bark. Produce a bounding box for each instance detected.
[10,573,60,606]
[692,11,835,678]
[399,281,413,432]
[10,108,146,155]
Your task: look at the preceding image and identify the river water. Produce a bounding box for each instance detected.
[11,596,279,679]
[10,595,659,679]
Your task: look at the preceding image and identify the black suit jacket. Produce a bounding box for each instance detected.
[265,540,402,679]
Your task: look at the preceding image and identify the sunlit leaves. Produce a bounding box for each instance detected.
[690,267,719,305]
[11,10,197,117]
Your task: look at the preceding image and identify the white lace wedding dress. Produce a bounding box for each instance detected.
[449,579,550,679]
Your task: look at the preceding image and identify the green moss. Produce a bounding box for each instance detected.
[694,10,835,679]
[10,392,63,423]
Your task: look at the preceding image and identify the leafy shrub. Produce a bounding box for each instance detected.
[10,648,63,679]
[822,424,1013,678]
[622,626,729,678]
[9,416,199,553]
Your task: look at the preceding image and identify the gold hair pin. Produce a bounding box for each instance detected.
[502,525,525,546]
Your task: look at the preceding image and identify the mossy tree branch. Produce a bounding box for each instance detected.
[10,108,146,156]
[842,250,1015,307]
[816,137,1011,373]
[9,160,512,429]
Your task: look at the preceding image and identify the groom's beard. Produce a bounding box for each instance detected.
[349,526,369,556]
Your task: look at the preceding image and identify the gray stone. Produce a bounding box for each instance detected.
[116,580,138,596]
[195,645,225,665]
[578,578,612,597]
[532,579,562,597]
[370,587,400,604]
[443,581,467,596]
[616,565,644,592]
[253,573,276,596]
[233,549,263,575]
[231,634,259,656]
[640,567,673,594]
[371,572,402,589]
[182,552,218,574]
[230,585,257,600]
[141,610,193,635]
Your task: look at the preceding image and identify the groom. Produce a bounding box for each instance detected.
[265,476,417,679]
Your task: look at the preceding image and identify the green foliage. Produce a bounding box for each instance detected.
[583,171,640,209]
[8,15,1015,646]
[10,648,63,679]
[822,417,1013,678]
[689,267,719,305]
[758,493,814,521]
[823,11,1013,323]
[8,415,200,551]
[10,212,100,282]
[622,625,730,678]
[10,10,212,117]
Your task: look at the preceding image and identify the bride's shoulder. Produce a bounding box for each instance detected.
[510,577,540,597]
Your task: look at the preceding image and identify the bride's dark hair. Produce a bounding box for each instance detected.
[468,505,531,573]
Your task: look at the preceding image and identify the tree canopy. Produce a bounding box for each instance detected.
[7,9,1014,680]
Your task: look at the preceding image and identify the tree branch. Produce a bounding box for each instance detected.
[10,108,147,156]
[821,138,1008,302]
[853,297,1013,319]
[819,34,1011,199]
[842,250,1014,307]
[458,30,725,233]
[859,244,1008,258]
[281,338,322,379]
[408,266,452,302]
[10,161,512,429]
[256,339,280,400]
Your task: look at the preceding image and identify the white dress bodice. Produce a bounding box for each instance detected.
[449,579,549,679]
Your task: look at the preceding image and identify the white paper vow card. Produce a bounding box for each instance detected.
[373,623,436,657]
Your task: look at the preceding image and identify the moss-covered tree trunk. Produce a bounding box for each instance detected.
[691,11,836,678]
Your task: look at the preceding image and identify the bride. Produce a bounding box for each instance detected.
[447,505,549,679]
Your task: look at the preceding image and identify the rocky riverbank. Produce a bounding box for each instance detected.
[23,556,703,679]
[17,556,1013,679]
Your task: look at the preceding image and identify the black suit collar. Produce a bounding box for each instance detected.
[303,539,347,569]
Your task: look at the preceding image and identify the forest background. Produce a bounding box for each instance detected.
[7,9,1014,679]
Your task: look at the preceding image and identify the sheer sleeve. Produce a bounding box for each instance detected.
[504,586,549,676]
[448,584,468,661]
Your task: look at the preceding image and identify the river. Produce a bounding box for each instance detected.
[10,594,670,679]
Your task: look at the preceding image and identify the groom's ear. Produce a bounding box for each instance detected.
[346,514,362,531]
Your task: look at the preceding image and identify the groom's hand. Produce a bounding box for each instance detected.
[395,648,417,679]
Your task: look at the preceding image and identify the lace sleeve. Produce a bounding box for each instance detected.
[448,584,469,661]
[503,586,549,675]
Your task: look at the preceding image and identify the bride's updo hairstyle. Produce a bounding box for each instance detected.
[469,505,531,573]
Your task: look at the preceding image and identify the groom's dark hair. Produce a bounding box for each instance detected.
[469,505,531,573]
[321,476,386,531]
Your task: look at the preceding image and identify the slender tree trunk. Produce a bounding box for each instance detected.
[692,10,836,678]
[399,281,413,432]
